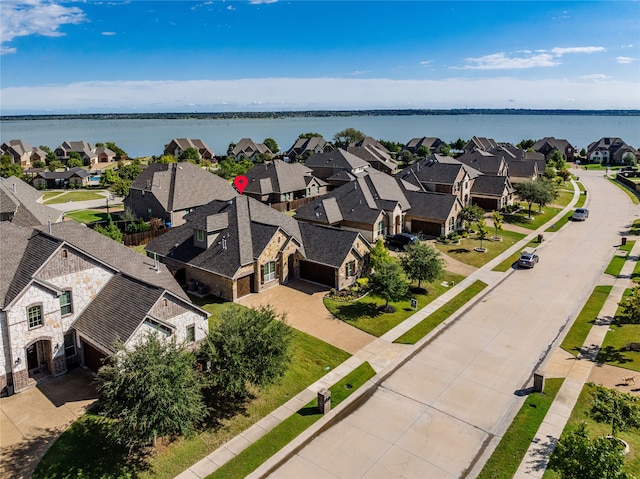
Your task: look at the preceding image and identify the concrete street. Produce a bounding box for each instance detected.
[260,170,638,479]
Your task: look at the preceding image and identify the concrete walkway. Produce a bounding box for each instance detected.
[175,179,593,479]
[513,239,640,478]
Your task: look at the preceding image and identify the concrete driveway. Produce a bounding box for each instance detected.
[238,280,376,355]
[0,368,98,479]
[264,170,639,478]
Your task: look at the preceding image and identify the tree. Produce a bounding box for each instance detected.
[548,150,567,170]
[179,147,200,163]
[400,242,444,290]
[618,285,640,324]
[459,205,484,232]
[215,158,253,180]
[153,154,178,164]
[98,333,206,450]
[400,150,414,166]
[492,210,503,238]
[557,168,572,182]
[67,157,83,168]
[518,139,535,150]
[590,384,640,437]
[117,163,142,182]
[416,145,431,158]
[369,260,408,311]
[535,180,559,212]
[333,128,365,148]
[45,150,57,165]
[514,180,557,218]
[450,138,466,150]
[297,132,323,139]
[105,141,127,161]
[94,220,123,243]
[622,152,637,166]
[263,138,279,154]
[476,218,489,248]
[369,238,391,271]
[200,305,292,399]
[110,178,132,198]
[548,423,633,479]
[48,160,63,172]
[0,160,23,179]
[378,139,402,154]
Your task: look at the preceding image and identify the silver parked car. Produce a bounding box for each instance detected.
[572,208,589,221]
[518,251,539,268]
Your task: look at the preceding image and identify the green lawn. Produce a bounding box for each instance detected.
[394,280,488,344]
[477,378,564,479]
[324,271,465,337]
[596,288,640,373]
[544,210,573,233]
[64,209,113,224]
[433,229,526,268]
[208,362,376,479]
[35,300,352,479]
[630,219,640,236]
[633,258,640,284]
[543,383,640,478]
[43,190,107,204]
[502,204,567,230]
[604,240,635,277]
[560,285,612,356]
[552,188,574,207]
[607,177,640,205]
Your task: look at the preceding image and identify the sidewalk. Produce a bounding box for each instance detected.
[513,239,640,478]
[175,181,582,479]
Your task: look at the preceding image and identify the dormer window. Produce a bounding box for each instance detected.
[196,229,204,242]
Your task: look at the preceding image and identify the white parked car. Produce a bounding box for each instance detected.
[572,208,589,221]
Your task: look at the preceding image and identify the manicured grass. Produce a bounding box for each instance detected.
[633,258,640,283]
[604,240,635,277]
[433,229,526,268]
[503,204,567,230]
[552,189,573,207]
[560,285,612,356]
[492,249,524,272]
[208,362,376,479]
[544,210,573,233]
[64,209,113,224]
[42,191,64,200]
[543,383,640,478]
[43,190,107,204]
[477,378,564,479]
[394,280,488,344]
[324,271,464,337]
[35,303,352,479]
[607,177,640,205]
[630,219,640,236]
[596,288,640,373]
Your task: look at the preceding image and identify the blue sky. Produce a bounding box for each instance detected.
[1,0,639,113]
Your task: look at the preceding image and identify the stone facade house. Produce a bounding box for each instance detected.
[402,137,447,155]
[402,191,463,237]
[0,176,64,225]
[347,142,398,175]
[304,149,371,188]
[124,162,238,227]
[470,175,515,211]
[145,196,370,299]
[587,137,638,165]
[455,150,509,176]
[54,141,115,165]
[32,167,91,189]
[0,221,208,396]
[164,138,215,161]
[532,137,575,161]
[1,140,47,168]
[228,138,273,161]
[464,136,498,153]
[243,160,328,204]
[286,136,333,162]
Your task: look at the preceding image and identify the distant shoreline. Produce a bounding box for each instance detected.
[2,108,640,121]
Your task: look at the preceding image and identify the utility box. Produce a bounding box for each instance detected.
[533,371,545,393]
[622,237,627,246]
[318,389,331,414]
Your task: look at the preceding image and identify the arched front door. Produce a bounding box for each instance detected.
[25,339,52,380]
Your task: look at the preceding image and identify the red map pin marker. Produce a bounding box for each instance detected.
[234,175,248,194]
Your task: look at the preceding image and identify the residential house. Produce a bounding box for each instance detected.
[587,137,638,165]
[305,148,371,187]
[455,150,509,176]
[402,137,447,155]
[124,162,237,227]
[402,190,463,237]
[469,175,515,211]
[54,141,116,165]
[228,138,273,162]
[0,176,64,225]
[532,137,575,161]
[286,136,333,162]
[347,138,398,175]
[145,196,370,298]
[164,138,215,162]
[464,136,498,152]
[0,221,208,395]
[503,159,540,184]
[1,140,47,168]
[32,167,91,189]
[243,160,328,204]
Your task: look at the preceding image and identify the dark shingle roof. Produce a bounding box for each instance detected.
[244,160,317,195]
[505,160,537,178]
[72,273,164,353]
[37,167,90,180]
[299,222,368,268]
[471,175,513,196]
[0,176,64,226]
[305,148,370,171]
[403,191,459,221]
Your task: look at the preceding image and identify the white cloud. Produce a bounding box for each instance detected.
[2,77,638,113]
[101,31,116,36]
[227,5,235,11]
[249,0,278,4]
[551,46,606,56]
[616,56,635,64]
[0,0,86,54]
[459,52,558,70]
[419,61,432,65]
[581,74,610,80]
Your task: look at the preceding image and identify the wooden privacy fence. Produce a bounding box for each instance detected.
[270,196,316,212]
[123,228,170,246]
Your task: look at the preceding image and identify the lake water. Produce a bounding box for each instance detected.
[1,114,638,158]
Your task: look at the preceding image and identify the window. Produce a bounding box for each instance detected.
[449,217,455,232]
[377,221,385,237]
[28,305,43,329]
[263,261,276,283]
[186,325,196,343]
[60,291,72,315]
[64,332,76,357]
[346,261,355,277]
[61,249,68,259]
[196,229,204,242]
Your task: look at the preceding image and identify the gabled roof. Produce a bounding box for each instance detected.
[395,158,467,185]
[37,167,91,180]
[471,175,514,197]
[57,141,93,156]
[305,148,370,172]
[128,162,237,212]
[72,273,166,353]
[0,176,64,226]
[146,196,305,279]
[403,191,460,221]
[347,145,398,172]
[504,159,538,178]
[465,136,498,152]
[349,137,390,154]
[230,138,273,157]
[532,137,572,153]
[244,160,326,195]
[1,140,47,160]
[455,151,507,176]
[403,137,443,152]
[165,138,214,157]
[299,222,370,268]
[287,136,331,156]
